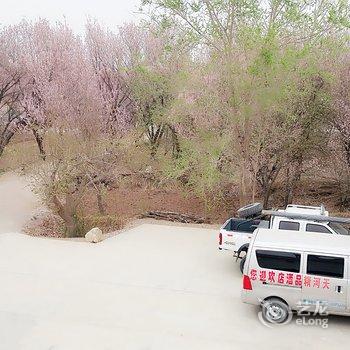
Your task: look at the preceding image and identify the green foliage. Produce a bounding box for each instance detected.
[140,0,349,206]
[162,131,229,202]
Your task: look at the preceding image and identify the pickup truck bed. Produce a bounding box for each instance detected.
[219,218,264,252]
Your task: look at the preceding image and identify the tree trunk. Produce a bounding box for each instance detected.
[240,166,248,206]
[32,128,46,160]
[263,184,272,209]
[64,214,80,238]
[149,124,164,158]
[52,193,82,238]
[283,157,303,207]
[284,167,292,207]
[345,140,350,168]
[259,164,282,209]
[0,129,15,158]
[0,143,5,158]
[96,190,105,215]
[168,124,181,158]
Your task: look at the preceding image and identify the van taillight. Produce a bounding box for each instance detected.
[243,275,252,290]
[219,232,222,245]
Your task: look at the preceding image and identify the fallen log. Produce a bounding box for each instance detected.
[141,211,210,224]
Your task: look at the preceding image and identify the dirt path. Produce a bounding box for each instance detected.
[0,172,40,234]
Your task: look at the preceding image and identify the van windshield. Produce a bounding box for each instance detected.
[329,222,350,235]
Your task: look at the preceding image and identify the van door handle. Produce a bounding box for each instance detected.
[335,286,343,293]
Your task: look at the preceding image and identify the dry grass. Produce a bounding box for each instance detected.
[81,183,236,225]
[0,135,43,172]
[24,211,66,238]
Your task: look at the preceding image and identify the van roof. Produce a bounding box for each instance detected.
[254,228,350,255]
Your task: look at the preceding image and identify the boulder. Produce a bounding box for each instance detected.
[85,227,103,243]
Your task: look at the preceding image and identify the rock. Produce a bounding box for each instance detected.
[85,227,103,243]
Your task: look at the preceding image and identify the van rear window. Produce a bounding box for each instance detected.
[307,255,344,278]
[256,250,301,273]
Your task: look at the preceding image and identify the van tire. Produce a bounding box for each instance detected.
[237,203,263,218]
[261,298,291,324]
[239,256,246,274]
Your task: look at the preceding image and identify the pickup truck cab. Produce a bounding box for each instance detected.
[269,204,350,235]
[219,204,350,272]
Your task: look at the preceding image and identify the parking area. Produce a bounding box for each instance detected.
[1,223,350,350]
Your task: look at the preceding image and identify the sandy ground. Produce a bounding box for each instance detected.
[0,172,40,234]
[1,174,350,349]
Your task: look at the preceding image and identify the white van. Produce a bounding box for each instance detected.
[241,228,350,323]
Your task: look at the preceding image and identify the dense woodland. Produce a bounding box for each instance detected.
[0,0,349,236]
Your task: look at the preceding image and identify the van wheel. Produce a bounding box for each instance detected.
[239,256,246,274]
[262,298,291,324]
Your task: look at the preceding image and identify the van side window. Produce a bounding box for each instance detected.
[278,221,300,231]
[256,250,301,273]
[306,224,331,234]
[307,255,344,278]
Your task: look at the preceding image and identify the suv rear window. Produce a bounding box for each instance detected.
[307,255,344,278]
[279,221,300,231]
[256,250,301,272]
